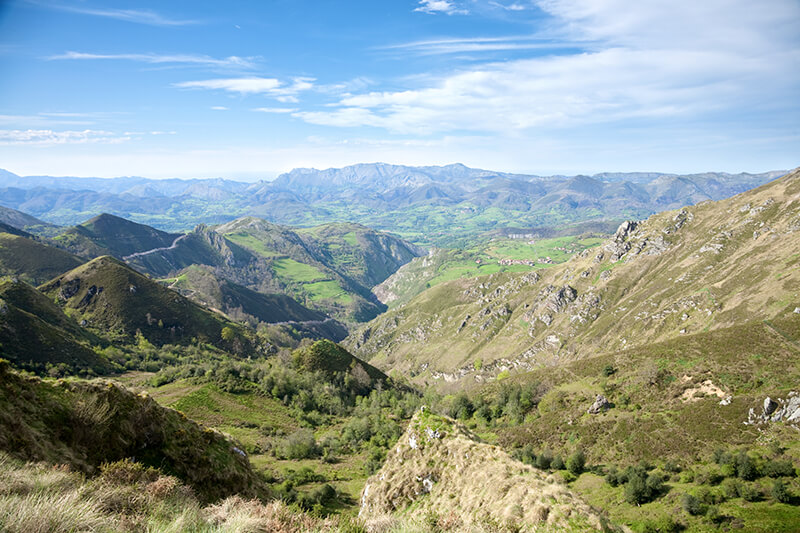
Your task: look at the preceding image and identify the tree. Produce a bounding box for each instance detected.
[221,326,236,342]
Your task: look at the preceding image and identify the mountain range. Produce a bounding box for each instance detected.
[0,164,785,246]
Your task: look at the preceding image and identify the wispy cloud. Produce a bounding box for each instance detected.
[32,2,198,26]
[175,77,315,101]
[253,107,298,114]
[381,36,584,55]
[50,52,256,69]
[414,0,468,15]
[296,0,800,135]
[0,129,129,145]
[210,106,229,111]
[489,1,527,11]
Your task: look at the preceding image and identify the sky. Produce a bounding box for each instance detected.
[0,0,798,179]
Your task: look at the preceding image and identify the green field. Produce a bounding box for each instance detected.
[273,257,327,283]
[224,231,283,257]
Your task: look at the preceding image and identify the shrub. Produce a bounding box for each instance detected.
[771,480,790,503]
[763,459,795,478]
[551,455,565,471]
[681,493,704,516]
[740,483,761,502]
[720,478,741,499]
[736,452,757,481]
[566,450,586,476]
[602,365,616,377]
[278,430,319,460]
[605,466,622,487]
[625,474,649,504]
[535,449,552,471]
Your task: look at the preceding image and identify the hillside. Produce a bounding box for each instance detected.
[0,278,109,374]
[54,213,180,259]
[163,264,348,341]
[128,217,422,323]
[360,409,608,531]
[0,204,58,235]
[38,256,256,351]
[0,231,84,284]
[0,362,265,502]
[345,167,800,387]
[373,234,605,309]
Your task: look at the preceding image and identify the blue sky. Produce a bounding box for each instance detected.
[0,0,798,179]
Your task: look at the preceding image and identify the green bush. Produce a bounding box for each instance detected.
[279,429,319,460]
[763,459,795,478]
[681,493,704,516]
[771,480,790,503]
[566,449,586,476]
[551,455,565,470]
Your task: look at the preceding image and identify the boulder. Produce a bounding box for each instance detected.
[587,394,610,414]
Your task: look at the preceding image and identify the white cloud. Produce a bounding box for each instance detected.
[253,107,298,114]
[174,77,315,99]
[414,0,468,15]
[0,129,128,145]
[381,36,579,55]
[489,2,526,11]
[50,52,257,69]
[296,0,800,135]
[37,3,197,26]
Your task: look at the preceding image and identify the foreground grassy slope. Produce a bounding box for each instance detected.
[0,362,265,502]
[346,168,800,387]
[39,256,255,351]
[362,410,609,532]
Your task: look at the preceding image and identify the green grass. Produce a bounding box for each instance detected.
[273,258,327,283]
[223,232,283,258]
[304,281,353,303]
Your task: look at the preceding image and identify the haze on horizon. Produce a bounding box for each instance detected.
[0,0,798,179]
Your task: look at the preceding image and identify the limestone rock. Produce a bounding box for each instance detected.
[587,394,610,414]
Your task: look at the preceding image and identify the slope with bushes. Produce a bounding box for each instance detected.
[0,362,265,502]
[0,231,84,285]
[346,168,800,387]
[39,255,256,352]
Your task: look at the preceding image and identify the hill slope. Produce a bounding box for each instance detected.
[0,363,265,502]
[0,279,108,374]
[164,264,348,341]
[345,167,800,387]
[0,231,84,285]
[55,213,180,259]
[360,409,607,531]
[39,256,255,351]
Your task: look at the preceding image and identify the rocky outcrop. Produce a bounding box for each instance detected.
[746,393,800,425]
[359,410,607,531]
[587,394,610,414]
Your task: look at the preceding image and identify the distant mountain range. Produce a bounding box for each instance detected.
[0,164,786,246]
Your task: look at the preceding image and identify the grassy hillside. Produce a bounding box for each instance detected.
[0,278,110,375]
[162,264,340,328]
[361,409,609,532]
[0,362,266,502]
[374,235,604,309]
[346,168,800,387]
[38,256,256,352]
[54,213,180,260]
[0,232,84,285]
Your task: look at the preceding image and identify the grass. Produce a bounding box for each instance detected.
[224,231,284,258]
[273,258,327,283]
[304,280,353,304]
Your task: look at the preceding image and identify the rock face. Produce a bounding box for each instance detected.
[746,393,800,425]
[359,410,607,531]
[587,394,610,414]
